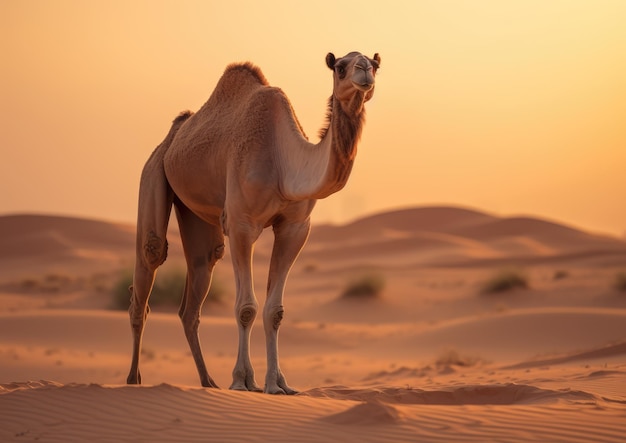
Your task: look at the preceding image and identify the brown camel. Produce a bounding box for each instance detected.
[126,51,381,394]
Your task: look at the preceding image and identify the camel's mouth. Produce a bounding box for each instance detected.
[352,80,374,92]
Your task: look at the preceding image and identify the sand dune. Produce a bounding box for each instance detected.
[306,207,626,269]
[0,214,135,259]
[1,377,625,442]
[0,215,137,280]
[3,206,625,276]
[1,206,625,441]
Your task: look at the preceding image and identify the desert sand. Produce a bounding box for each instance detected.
[1,206,625,442]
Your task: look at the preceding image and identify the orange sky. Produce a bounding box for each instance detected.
[2,0,625,236]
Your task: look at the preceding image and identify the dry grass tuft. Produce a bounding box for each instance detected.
[481,268,529,295]
[435,349,482,368]
[340,272,386,299]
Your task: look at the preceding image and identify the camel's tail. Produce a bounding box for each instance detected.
[171,110,194,132]
[143,111,193,164]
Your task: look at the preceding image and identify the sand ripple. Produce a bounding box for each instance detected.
[1,382,625,443]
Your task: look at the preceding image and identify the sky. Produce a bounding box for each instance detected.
[2,0,625,236]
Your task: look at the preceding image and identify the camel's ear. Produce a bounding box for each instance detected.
[326,53,336,70]
[372,53,381,70]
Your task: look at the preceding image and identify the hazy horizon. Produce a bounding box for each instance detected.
[2,1,625,236]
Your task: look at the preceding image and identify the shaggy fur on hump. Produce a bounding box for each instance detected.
[173,110,193,124]
[224,61,269,86]
[221,62,309,140]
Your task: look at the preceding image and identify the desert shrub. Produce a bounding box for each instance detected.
[435,349,481,368]
[553,270,569,280]
[481,268,529,295]
[340,272,385,299]
[112,268,227,310]
[614,272,626,292]
[150,268,187,307]
[18,273,74,293]
[112,270,134,310]
[20,278,39,290]
[205,276,228,305]
[41,273,72,292]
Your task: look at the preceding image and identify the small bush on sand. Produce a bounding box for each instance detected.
[150,268,188,307]
[340,272,385,299]
[435,349,481,368]
[481,268,529,295]
[18,273,74,293]
[112,268,227,310]
[112,269,134,310]
[553,270,569,280]
[614,272,626,292]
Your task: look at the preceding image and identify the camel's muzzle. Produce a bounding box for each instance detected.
[352,66,375,92]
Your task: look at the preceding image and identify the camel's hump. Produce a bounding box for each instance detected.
[223,62,269,86]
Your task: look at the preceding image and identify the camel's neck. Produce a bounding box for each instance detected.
[310,94,366,199]
[277,92,366,201]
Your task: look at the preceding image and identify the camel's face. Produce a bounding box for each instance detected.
[326,51,381,105]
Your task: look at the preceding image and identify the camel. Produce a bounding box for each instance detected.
[126,51,381,394]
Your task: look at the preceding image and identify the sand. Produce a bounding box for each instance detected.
[1,206,625,442]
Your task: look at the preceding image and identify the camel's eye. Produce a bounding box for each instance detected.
[336,64,346,77]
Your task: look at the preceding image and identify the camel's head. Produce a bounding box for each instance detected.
[326,51,381,108]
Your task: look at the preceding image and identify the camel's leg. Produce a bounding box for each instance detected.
[127,171,172,385]
[263,218,310,394]
[127,260,159,384]
[127,111,191,385]
[174,202,224,388]
[228,221,263,392]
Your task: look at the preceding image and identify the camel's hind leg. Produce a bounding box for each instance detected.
[127,111,191,385]
[174,201,225,388]
[126,176,173,385]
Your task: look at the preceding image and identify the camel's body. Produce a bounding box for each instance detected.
[127,52,380,394]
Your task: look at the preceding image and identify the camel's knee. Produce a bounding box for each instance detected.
[265,305,285,330]
[214,244,225,261]
[237,304,258,328]
[188,243,224,273]
[142,230,168,267]
[193,243,225,269]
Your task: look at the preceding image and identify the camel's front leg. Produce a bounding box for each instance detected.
[228,224,263,392]
[264,218,311,394]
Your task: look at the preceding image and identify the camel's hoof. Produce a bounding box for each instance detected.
[201,378,220,389]
[229,381,263,393]
[126,371,142,385]
[265,384,298,395]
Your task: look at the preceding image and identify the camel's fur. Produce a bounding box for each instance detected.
[127,51,381,394]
